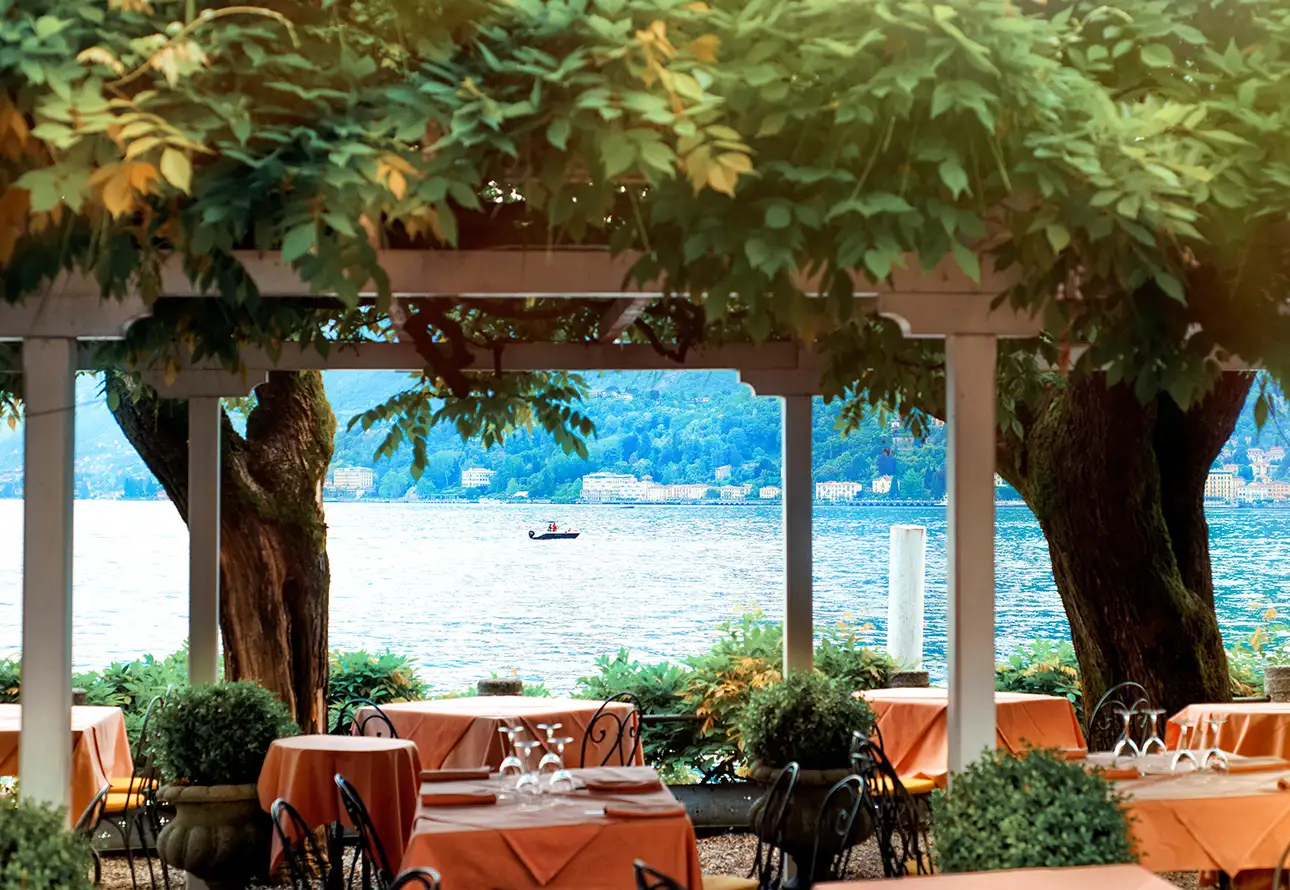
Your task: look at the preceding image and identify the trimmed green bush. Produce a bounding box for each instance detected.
[150,682,298,786]
[995,640,1083,722]
[328,649,427,705]
[932,748,1135,872]
[740,672,874,771]
[0,796,93,890]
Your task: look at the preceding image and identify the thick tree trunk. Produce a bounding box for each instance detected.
[997,373,1252,744]
[108,371,336,732]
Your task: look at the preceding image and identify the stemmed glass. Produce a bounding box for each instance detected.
[542,736,577,794]
[1201,716,1230,770]
[1170,719,1199,772]
[498,726,525,788]
[1139,708,1168,756]
[514,740,544,801]
[1112,707,1141,759]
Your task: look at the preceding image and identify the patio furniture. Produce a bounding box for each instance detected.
[335,698,400,739]
[859,689,1085,787]
[741,762,798,890]
[808,776,866,885]
[271,798,331,890]
[257,735,421,890]
[388,868,441,890]
[1086,681,1152,751]
[635,861,687,890]
[74,786,109,886]
[582,692,643,768]
[814,863,1182,888]
[851,733,932,878]
[360,696,643,770]
[1274,836,1290,889]
[336,774,397,890]
[1167,702,1290,761]
[401,765,702,888]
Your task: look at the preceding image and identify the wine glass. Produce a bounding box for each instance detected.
[1139,709,1167,756]
[514,740,544,800]
[498,726,524,787]
[1170,719,1198,772]
[543,736,577,794]
[1112,707,1141,760]
[1202,716,1230,770]
[537,723,566,773]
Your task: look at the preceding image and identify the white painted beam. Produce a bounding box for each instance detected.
[781,395,814,674]
[945,334,999,777]
[598,297,653,343]
[0,293,150,340]
[187,398,221,686]
[141,370,268,399]
[19,338,76,811]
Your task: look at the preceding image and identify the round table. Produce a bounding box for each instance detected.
[359,697,642,770]
[257,735,421,886]
[1167,702,1290,760]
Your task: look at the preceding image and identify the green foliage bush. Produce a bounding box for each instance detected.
[328,649,428,705]
[932,748,1135,872]
[0,659,18,704]
[150,682,298,786]
[0,796,93,890]
[995,640,1084,722]
[740,672,875,771]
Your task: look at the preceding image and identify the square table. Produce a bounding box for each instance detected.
[360,697,643,770]
[860,689,1086,785]
[401,766,702,888]
[0,704,133,818]
[1167,703,1290,761]
[816,864,1179,888]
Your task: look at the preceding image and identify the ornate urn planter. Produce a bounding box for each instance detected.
[156,784,271,890]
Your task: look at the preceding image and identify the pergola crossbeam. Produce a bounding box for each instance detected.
[597,298,653,344]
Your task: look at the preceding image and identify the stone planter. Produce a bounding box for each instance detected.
[888,671,929,689]
[1266,666,1290,703]
[155,784,271,890]
[748,761,873,889]
[478,677,523,696]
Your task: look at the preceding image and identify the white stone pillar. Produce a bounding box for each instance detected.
[188,397,221,685]
[20,338,76,810]
[887,524,926,667]
[945,334,999,775]
[782,394,813,674]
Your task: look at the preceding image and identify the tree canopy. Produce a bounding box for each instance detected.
[1,0,1289,461]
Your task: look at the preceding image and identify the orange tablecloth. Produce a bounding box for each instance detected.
[0,705,133,819]
[1115,767,1290,875]
[817,864,1178,888]
[257,735,421,870]
[860,689,1086,785]
[362,698,643,770]
[1167,703,1290,760]
[401,766,702,888]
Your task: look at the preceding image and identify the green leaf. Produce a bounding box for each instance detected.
[765,205,792,230]
[1140,44,1175,69]
[745,238,771,268]
[950,241,980,284]
[281,223,317,263]
[546,118,571,151]
[600,131,635,177]
[1045,224,1070,254]
[33,16,64,39]
[1154,271,1185,302]
[937,157,969,200]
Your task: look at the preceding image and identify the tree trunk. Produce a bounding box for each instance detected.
[997,373,1252,745]
[108,371,336,732]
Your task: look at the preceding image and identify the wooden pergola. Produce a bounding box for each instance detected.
[3,247,1042,811]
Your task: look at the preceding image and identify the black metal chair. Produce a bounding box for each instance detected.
[271,798,330,889]
[808,775,866,884]
[851,731,932,878]
[1274,836,1290,888]
[335,773,396,890]
[634,860,687,890]
[1085,681,1151,751]
[748,761,799,889]
[333,698,399,738]
[388,868,442,890]
[73,785,110,885]
[580,691,642,767]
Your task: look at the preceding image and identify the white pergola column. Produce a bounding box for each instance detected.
[20,338,76,810]
[188,398,221,685]
[944,334,999,774]
[782,395,814,674]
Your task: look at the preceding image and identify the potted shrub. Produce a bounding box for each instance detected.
[739,671,876,887]
[932,748,1135,872]
[152,682,298,890]
[0,795,94,889]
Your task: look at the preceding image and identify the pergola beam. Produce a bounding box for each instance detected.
[597,298,653,344]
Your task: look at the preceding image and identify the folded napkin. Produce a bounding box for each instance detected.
[1221,759,1290,774]
[585,778,663,794]
[1096,767,1142,781]
[604,801,687,819]
[421,768,491,782]
[1062,747,1089,761]
[421,791,497,807]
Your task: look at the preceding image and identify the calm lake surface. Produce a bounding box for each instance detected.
[0,500,1285,693]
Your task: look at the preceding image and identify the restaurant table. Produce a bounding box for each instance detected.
[816,864,1179,888]
[360,697,643,770]
[0,704,133,818]
[1167,703,1290,761]
[257,735,422,887]
[403,765,701,889]
[860,689,1086,786]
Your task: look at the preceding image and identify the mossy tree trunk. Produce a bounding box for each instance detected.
[997,373,1252,744]
[108,371,336,732]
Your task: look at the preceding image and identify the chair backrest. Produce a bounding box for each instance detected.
[580,692,642,767]
[271,798,329,889]
[134,695,166,781]
[1275,837,1290,889]
[810,775,866,883]
[749,761,799,888]
[333,698,399,739]
[851,732,932,878]
[334,774,395,886]
[633,860,687,890]
[1086,681,1151,749]
[388,867,442,890]
[73,785,109,836]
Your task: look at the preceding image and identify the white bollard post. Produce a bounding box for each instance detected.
[887,524,927,667]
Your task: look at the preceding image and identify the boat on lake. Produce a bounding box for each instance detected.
[529,523,580,540]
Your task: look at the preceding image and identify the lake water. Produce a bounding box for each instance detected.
[0,500,1285,693]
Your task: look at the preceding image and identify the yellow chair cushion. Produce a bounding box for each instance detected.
[109,777,157,793]
[103,791,149,813]
[869,775,937,797]
[702,877,759,890]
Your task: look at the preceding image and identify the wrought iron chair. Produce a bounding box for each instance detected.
[388,868,442,890]
[271,798,330,889]
[808,775,867,883]
[73,785,110,885]
[1085,681,1151,752]
[851,731,933,878]
[335,773,396,890]
[1274,836,1290,888]
[747,761,799,889]
[580,691,642,767]
[635,860,688,890]
[333,698,399,738]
